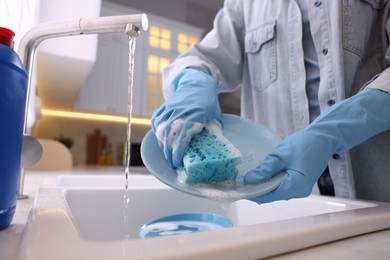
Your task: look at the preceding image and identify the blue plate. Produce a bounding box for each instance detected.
[141,114,285,202]
[139,212,233,238]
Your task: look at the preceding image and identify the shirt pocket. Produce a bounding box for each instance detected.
[245,21,277,92]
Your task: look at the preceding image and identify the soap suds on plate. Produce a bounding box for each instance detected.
[155,119,203,157]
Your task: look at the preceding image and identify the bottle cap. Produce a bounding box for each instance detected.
[0,27,15,48]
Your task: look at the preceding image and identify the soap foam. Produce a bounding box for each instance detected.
[172,121,203,156]
[155,119,185,149]
[180,180,248,203]
[156,119,203,157]
[155,120,167,145]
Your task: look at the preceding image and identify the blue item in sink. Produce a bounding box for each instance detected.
[138,212,233,238]
[0,28,28,230]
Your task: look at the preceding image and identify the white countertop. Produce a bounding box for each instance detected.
[1,168,390,259]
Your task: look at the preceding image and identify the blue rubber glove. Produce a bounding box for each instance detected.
[151,68,223,168]
[244,88,390,203]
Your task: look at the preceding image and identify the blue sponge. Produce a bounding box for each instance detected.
[179,121,242,184]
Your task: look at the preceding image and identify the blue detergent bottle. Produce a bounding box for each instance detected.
[0,27,28,230]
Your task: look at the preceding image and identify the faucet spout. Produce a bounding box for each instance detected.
[19,14,148,83]
[16,13,148,199]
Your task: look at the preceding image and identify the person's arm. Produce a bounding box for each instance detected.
[151,0,246,168]
[244,87,390,203]
[162,0,246,98]
[152,68,222,168]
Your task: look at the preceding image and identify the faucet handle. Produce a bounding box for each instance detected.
[21,135,43,168]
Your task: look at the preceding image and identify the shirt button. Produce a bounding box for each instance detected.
[332,154,340,160]
[252,42,258,50]
[327,99,336,106]
[314,1,322,7]
[322,48,328,55]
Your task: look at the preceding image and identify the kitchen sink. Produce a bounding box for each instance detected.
[18,174,390,260]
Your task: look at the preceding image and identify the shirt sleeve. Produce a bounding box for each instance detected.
[162,0,245,98]
[367,69,390,93]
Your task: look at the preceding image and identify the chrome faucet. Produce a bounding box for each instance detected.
[17,14,149,199]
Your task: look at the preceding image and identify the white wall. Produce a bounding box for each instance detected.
[0,0,40,50]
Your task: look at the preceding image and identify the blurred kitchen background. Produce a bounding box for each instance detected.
[0,0,240,168]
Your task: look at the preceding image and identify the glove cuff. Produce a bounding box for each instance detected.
[171,67,218,93]
[308,88,390,153]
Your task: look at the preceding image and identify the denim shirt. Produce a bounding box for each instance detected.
[163,0,390,202]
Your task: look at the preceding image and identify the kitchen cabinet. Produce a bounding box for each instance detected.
[75,1,203,117]
[74,31,143,114]
[32,0,101,113]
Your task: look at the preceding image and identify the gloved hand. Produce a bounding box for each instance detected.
[152,68,223,168]
[244,88,390,203]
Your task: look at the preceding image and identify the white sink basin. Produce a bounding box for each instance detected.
[65,188,224,241]
[58,174,164,189]
[19,174,390,260]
